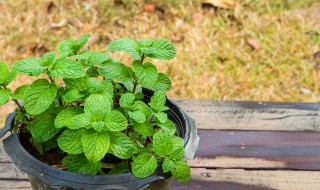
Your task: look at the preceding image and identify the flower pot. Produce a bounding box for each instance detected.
[0,90,199,190]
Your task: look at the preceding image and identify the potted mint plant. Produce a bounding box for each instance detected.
[0,35,199,190]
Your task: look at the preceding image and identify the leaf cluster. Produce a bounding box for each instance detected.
[0,35,190,182]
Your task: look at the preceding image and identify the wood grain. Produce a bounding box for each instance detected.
[174,100,320,131]
[0,180,32,190]
[171,168,320,190]
[189,130,320,170]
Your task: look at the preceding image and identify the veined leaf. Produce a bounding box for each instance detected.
[62,88,85,103]
[12,85,29,100]
[149,91,166,111]
[107,38,141,60]
[72,51,110,66]
[62,154,101,175]
[50,58,86,78]
[57,129,85,154]
[148,38,176,60]
[133,61,158,88]
[0,89,10,106]
[81,131,110,163]
[132,153,157,178]
[171,160,191,182]
[98,62,132,82]
[55,106,84,129]
[151,73,172,92]
[0,62,9,84]
[104,111,128,131]
[41,52,55,67]
[69,113,91,129]
[12,58,44,76]
[109,132,137,159]
[85,94,111,121]
[153,131,174,157]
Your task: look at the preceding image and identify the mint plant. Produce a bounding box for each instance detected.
[0,35,191,182]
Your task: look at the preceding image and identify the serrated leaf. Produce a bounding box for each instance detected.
[137,39,153,47]
[55,106,84,129]
[57,129,84,154]
[81,131,110,163]
[119,93,135,109]
[3,70,17,86]
[104,110,128,131]
[132,153,157,178]
[148,38,176,60]
[153,131,174,157]
[50,58,86,78]
[129,110,146,123]
[86,78,102,94]
[157,119,176,135]
[62,88,85,103]
[123,81,142,95]
[149,91,166,111]
[64,76,89,91]
[109,131,137,159]
[69,113,91,129]
[107,162,129,175]
[0,89,10,106]
[98,62,131,82]
[133,121,155,136]
[172,160,191,182]
[0,62,9,84]
[41,52,55,67]
[28,112,60,143]
[108,38,141,60]
[171,136,185,160]
[58,34,91,55]
[72,51,110,66]
[12,85,29,100]
[86,66,99,77]
[23,79,57,115]
[156,112,167,123]
[12,58,44,76]
[151,73,171,92]
[133,61,158,88]
[62,154,101,175]
[85,94,111,121]
[162,158,174,173]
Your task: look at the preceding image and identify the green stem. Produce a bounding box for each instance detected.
[48,75,63,107]
[2,86,31,122]
[132,80,138,94]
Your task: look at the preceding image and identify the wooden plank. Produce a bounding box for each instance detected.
[175,100,320,131]
[189,130,320,170]
[0,163,28,179]
[0,180,32,190]
[171,168,320,190]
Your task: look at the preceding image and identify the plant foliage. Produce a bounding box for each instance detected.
[0,35,190,182]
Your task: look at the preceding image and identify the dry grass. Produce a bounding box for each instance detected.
[0,0,320,125]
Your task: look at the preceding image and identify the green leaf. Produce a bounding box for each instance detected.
[151,73,172,92]
[64,76,89,91]
[137,39,153,48]
[132,153,157,178]
[28,112,61,143]
[133,101,151,118]
[23,79,57,115]
[85,94,111,121]
[91,121,105,132]
[0,89,10,106]
[72,51,110,66]
[98,62,131,82]
[171,160,191,182]
[109,132,137,159]
[41,52,55,67]
[148,38,176,60]
[86,78,103,94]
[171,136,185,160]
[157,119,176,135]
[62,154,101,175]
[57,129,84,154]
[104,111,128,131]
[128,110,146,123]
[123,81,142,95]
[12,85,29,100]
[50,58,86,78]
[156,112,167,123]
[149,91,166,112]
[81,131,110,163]
[162,158,174,173]
[153,131,174,157]
[86,66,99,77]
[55,106,84,129]
[0,62,9,84]
[107,162,129,175]
[107,38,141,60]
[69,113,91,129]
[62,88,85,103]
[3,70,17,86]
[12,58,44,76]
[133,122,155,136]
[58,34,91,55]
[133,61,158,88]
[42,136,58,152]
[119,93,135,109]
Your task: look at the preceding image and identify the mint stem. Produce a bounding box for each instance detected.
[48,75,63,107]
[132,53,145,94]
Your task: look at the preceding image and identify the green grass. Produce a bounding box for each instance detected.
[0,0,320,125]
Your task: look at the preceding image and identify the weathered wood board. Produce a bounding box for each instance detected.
[175,100,320,131]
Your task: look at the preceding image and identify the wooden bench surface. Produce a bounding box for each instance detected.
[1,100,320,189]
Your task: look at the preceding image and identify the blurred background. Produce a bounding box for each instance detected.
[0,0,320,124]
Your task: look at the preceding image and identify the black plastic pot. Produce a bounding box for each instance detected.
[0,90,199,190]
